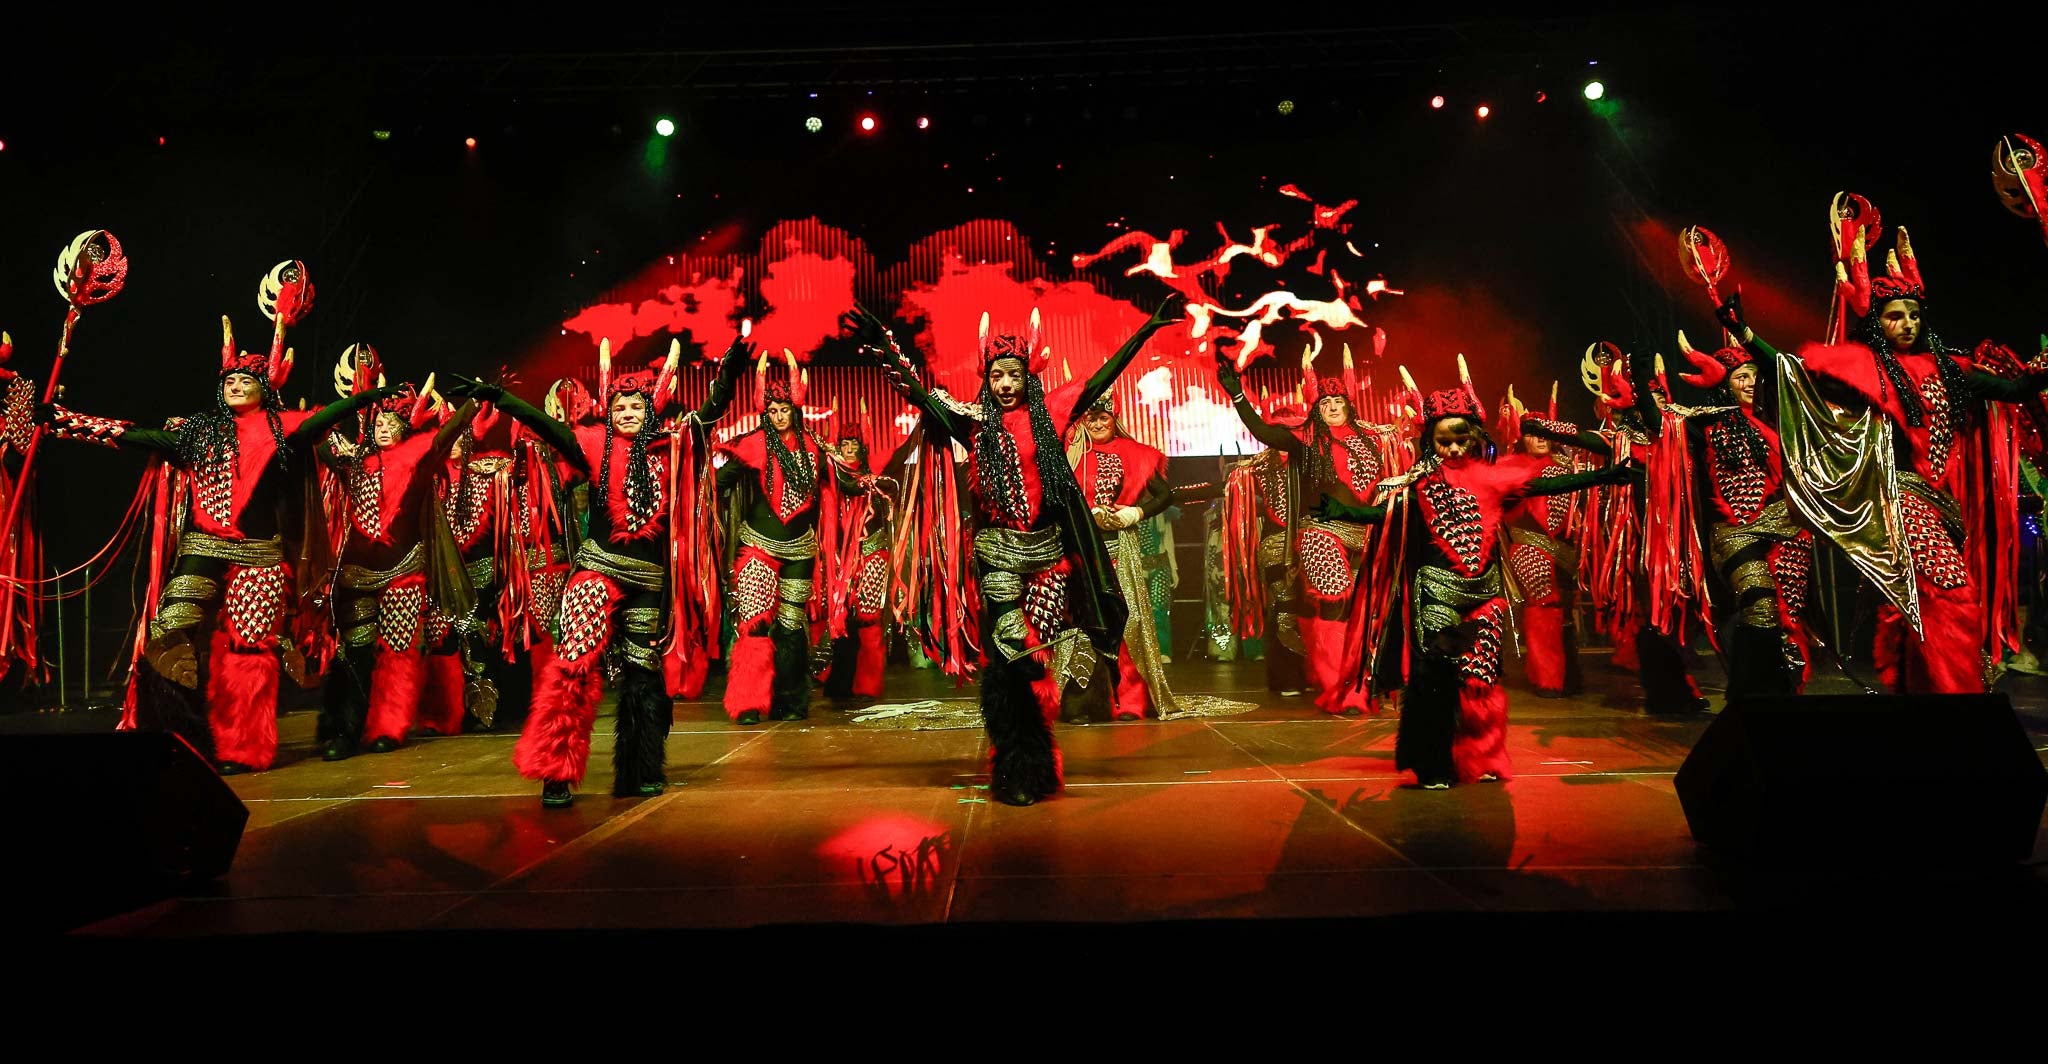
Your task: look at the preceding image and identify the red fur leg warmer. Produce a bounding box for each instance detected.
[1450,680,1512,783]
[207,627,279,770]
[724,629,776,720]
[1877,577,1986,694]
[362,643,427,744]
[1521,600,1569,694]
[514,653,604,784]
[417,649,468,735]
[852,621,885,698]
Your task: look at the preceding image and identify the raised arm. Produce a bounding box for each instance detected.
[430,400,479,459]
[689,335,753,425]
[287,386,401,449]
[1522,459,1633,498]
[847,304,968,441]
[443,376,587,475]
[1715,290,1782,370]
[1215,353,1306,455]
[1518,415,1612,457]
[1068,294,1184,423]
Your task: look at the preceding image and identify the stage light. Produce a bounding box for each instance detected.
[1476,105,1491,119]
[157,136,166,146]
[1535,91,1548,103]
[1583,80,1605,101]
[805,116,823,133]
[372,129,392,141]
[859,115,877,132]
[655,117,676,137]
[0,139,7,151]
[917,116,931,130]
[1277,99,1295,115]
[465,137,477,149]
[1430,95,1445,109]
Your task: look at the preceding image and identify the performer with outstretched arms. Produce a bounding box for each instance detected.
[714,351,869,725]
[418,402,510,735]
[1350,362,1633,788]
[42,315,392,773]
[1496,385,1587,698]
[446,334,748,806]
[852,295,1180,806]
[1715,218,2048,693]
[318,358,478,760]
[1216,343,1393,715]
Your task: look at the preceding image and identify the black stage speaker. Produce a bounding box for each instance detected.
[1675,694,2048,866]
[5,731,249,928]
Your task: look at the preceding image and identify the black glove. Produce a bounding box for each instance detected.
[1214,350,1243,399]
[1147,292,1187,330]
[440,374,501,402]
[1714,288,1748,338]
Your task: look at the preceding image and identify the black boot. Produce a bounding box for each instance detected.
[611,663,672,797]
[367,736,400,753]
[322,737,357,762]
[542,780,573,808]
[768,626,812,721]
[215,760,252,776]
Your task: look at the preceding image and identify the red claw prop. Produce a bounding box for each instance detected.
[1678,225,1730,303]
[1993,134,2048,247]
[1830,192,1882,261]
[1675,330,1725,389]
[1579,341,1637,413]
[260,260,314,388]
[52,230,129,308]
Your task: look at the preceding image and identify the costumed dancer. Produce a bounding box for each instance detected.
[496,378,594,710]
[1354,359,1632,788]
[1523,341,1712,714]
[46,268,393,772]
[853,296,1181,806]
[1217,341,1396,715]
[1219,397,1310,694]
[418,400,511,735]
[821,410,908,702]
[1066,393,1174,720]
[1495,383,1588,698]
[1717,207,2048,693]
[715,350,867,725]
[447,334,746,806]
[319,350,477,759]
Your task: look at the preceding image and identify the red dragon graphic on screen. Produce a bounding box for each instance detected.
[550,186,1405,456]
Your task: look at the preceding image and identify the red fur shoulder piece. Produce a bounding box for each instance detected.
[1795,342,1902,423]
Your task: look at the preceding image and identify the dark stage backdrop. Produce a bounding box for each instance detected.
[0,11,2042,703]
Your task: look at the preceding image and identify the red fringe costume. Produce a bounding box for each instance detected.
[50,263,380,773]
[862,303,1171,805]
[318,364,477,757]
[419,409,512,736]
[715,354,860,724]
[1221,434,1309,694]
[1070,401,1173,720]
[821,424,906,701]
[1739,213,2044,693]
[476,338,737,802]
[1223,353,1398,715]
[1360,383,1629,787]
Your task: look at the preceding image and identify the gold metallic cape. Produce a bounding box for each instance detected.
[1773,351,1921,635]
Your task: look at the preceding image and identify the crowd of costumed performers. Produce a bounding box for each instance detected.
[1,133,2046,806]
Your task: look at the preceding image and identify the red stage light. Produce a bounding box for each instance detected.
[1535,91,1548,103]
[1430,95,1445,109]
[465,137,478,149]
[157,136,166,146]
[859,115,877,132]
[1476,105,1491,119]
[917,116,930,130]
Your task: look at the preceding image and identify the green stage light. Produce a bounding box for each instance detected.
[1583,81,1606,101]
[655,117,676,137]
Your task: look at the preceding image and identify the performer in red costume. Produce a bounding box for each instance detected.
[715,351,869,725]
[1353,363,1632,788]
[1220,398,1310,696]
[1523,343,1711,714]
[1068,394,1174,720]
[853,296,1179,806]
[447,335,747,806]
[496,378,591,712]
[43,307,392,773]
[820,417,906,703]
[1716,217,2048,694]
[1495,385,1587,698]
[418,402,511,735]
[1669,330,1816,696]
[1217,344,1395,715]
[319,357,477,759]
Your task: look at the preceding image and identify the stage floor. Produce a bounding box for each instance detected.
[70,656,2048,936]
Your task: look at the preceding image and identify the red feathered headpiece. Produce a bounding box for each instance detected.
[597,337,683,410]
[755,347,807,411]
[1421,387,1483,423]
[980,309,1051,375]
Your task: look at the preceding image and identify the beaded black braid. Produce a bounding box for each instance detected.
[1305,397,1362,488]
[972,357,1075,526]
[177,373,290,474]
[1712,391,1774,474]
[761,401,817,499]
[1855,304,1972,435]
[596,390,662,523]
